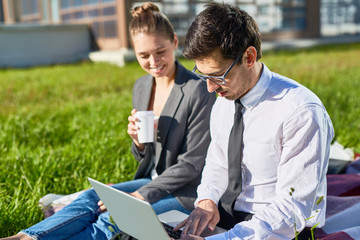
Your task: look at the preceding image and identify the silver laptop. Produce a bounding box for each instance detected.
[88,177,225,239]
[88,177,186,239]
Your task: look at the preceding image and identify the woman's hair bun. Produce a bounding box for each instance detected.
[131,2,160,18]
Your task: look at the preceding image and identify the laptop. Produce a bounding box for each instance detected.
[88,177,225,240]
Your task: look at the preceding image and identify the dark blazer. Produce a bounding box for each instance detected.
[131,61,216,210]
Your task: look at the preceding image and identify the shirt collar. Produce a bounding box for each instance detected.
[241,63,271,110]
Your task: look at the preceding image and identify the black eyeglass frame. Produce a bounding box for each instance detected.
[192,55,242,85]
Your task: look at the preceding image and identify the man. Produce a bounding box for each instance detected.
[174,2,334,240]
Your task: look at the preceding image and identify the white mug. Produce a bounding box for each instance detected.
[135,111,155,143]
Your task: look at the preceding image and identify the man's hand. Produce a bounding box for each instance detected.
[174,199,220,237]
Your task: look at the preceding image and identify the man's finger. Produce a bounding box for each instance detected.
[207,212,220,232]
[193,216,209,236]
[181,219,194,236]
[188,216,201,235]
[174,217,188,231]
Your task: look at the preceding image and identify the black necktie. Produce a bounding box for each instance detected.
[219,99,244,217]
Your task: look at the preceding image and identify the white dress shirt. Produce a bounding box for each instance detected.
[197,63,334,239]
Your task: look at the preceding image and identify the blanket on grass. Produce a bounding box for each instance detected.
[314,158,360,240]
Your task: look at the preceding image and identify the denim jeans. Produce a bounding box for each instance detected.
[21,178,191,240]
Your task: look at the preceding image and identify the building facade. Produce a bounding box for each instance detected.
[1,0,359,50]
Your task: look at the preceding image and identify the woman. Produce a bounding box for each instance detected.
[4,2,215,240]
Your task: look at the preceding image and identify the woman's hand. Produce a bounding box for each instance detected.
[98,200,107,213]
[97,191,144,213]
[127,109,145,151]
[129,191,145,201]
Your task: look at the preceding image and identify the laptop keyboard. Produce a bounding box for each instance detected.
[162,222,182,239]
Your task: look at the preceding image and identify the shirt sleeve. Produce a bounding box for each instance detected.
[206,103,334,240]
[195,99,230,206]
[195,140,229,206]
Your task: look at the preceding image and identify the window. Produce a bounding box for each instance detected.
[88,9,99,18]
[92,22,101,38]
[88,0,99,5]
[21,0,39,15]
[61,0,71,9]
[103,7,115,16]
[62,13,72,22]
[74,11,84,19]
[73,0,84,7]
[104,20,117,37]
[0,0,4,22]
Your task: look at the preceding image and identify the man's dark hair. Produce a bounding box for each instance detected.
[183,2,262,63]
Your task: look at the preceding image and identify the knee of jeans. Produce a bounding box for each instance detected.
[77,188,100,202]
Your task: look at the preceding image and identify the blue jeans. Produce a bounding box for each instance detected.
[21,178,190,240]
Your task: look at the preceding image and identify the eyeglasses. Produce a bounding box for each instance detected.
[192,55,241,85]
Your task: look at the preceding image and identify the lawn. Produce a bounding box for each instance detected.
[1,43,360,236]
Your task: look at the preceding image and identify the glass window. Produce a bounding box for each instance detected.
[295,17,306,30]
[87,0,99,5]
[62,13,72,22]
[104,20,117,38]
[293,0,306,5]
[92,22,101,38]
[163,0,187,3]
[61,0,70,9]
[295,7,306,15]
[0,2,4,22]
[102,0,115,3]
[103,7,115,16]
[74,11,84,19]
[31,0,38,13]
[73,0,84,7]
[281,17,292,30]
[164,3,188,14]
[88,9,99,18]
[21,0,29,15]
[282,7,291,15]
[21,0,38,15]
[258,5,270,15]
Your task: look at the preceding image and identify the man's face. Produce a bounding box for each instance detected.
[194,50,253,100]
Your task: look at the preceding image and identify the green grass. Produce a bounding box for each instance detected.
[262,43,360,150]
[1,43,360,236]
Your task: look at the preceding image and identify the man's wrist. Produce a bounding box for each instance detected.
[198,199,217,207]
[195,198,218,208]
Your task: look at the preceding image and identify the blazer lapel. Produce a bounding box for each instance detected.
[136,75,153,111]
[156,62,187,165]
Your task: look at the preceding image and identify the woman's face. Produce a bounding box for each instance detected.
[132,33,178,79]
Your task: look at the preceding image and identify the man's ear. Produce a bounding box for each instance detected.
[244,46,257,68]
[173,33,179,49]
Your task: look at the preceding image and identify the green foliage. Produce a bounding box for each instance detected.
[1,43,360,236]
